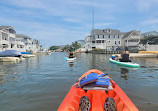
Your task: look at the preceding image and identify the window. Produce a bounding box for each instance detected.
[92,41,95,43]
[109,41,110,42]
[118,35,119,38]
[113,35,115,38]
[98,35,99,38]
[2,33,8,40]
[11,44,14,48]
[115,41,116,44]
[118,41,120,44]
[102,40,104,43]
[103,35,104,38]
[96,40,101,43]
[109,35,110,38]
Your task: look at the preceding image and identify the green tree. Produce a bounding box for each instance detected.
[71,41,81,50]
[61,45,70,51]
[49,46,59,50]
[140,35,158,45]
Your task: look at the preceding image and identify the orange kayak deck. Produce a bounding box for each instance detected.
[58,69,138,111]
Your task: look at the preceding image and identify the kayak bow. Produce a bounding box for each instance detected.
[58,69,138,111]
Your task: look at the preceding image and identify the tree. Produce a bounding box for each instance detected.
[71,41,81,50]
[61,45,70,51]
[140,35,158,45]
[49,46,59,50]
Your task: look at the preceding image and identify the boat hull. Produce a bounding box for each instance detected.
[109,58,140,68]
[58,69,138,111]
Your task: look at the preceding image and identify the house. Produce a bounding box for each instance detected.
[32,39,40,52]
[16,34,41,52]
[84,35,92,51]
[122,30,143,49]
[0,26,16,51]
[15,37,26,52]
[16,34,33,52]
[142,31,158,37]
[84,28,125,51]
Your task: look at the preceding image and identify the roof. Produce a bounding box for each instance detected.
[122,30,141,39]
[0,26,16,32]
[16,34,31,40]
[91,28,122,35]
[122,31,133,39]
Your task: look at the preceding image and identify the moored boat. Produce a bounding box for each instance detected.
[109,58,140,68]
[0,50,23,62]
[58,69,138,111]
[0,50,21,57]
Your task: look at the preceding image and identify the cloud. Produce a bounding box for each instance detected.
[95,23,116,27]
[1,0,158,47]
[136,0,158,12]
[141,18,158,25]
[62,18,81,23]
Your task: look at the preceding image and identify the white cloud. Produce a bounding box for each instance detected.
[136,0,158,12]
[62,18,81,23]
[95,23,116,27]
[141,18,158,25]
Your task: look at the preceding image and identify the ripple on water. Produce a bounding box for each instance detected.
[0,53,158,111]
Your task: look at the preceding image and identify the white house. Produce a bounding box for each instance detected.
[84,28,125,51]
[16,34,40,52]
[0,26,17,51]
[122,30,143,49]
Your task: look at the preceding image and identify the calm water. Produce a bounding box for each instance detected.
[0,52,158,111]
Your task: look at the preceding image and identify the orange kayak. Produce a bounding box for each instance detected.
[58,69,138,111]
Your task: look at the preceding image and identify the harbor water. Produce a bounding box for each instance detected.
[0,52,158,111]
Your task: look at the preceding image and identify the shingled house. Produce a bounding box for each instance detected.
[121,30,143,49]
[84,28,125,51]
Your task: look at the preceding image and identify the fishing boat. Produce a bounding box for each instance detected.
[109,58,140,68]
[58,69,138,111]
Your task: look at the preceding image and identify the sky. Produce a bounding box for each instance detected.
[0,0,158,47]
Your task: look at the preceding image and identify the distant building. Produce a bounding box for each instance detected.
[122,30,143,49]
[84,28,125,51]
[0,26,41,52]
[142,31,158,37]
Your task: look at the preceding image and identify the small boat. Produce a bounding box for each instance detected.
[64,57,76,62]
[0,50,21,57]
[0,57,24,62]
[109,58,140,68]
[21,52,31,54]
[58,69,138,111]
[21,52,35,58]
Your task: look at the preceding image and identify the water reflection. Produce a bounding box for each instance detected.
[120,68,129,80]
[0,62,20,94]
[0,53,158,111]
[68,62,74,67]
